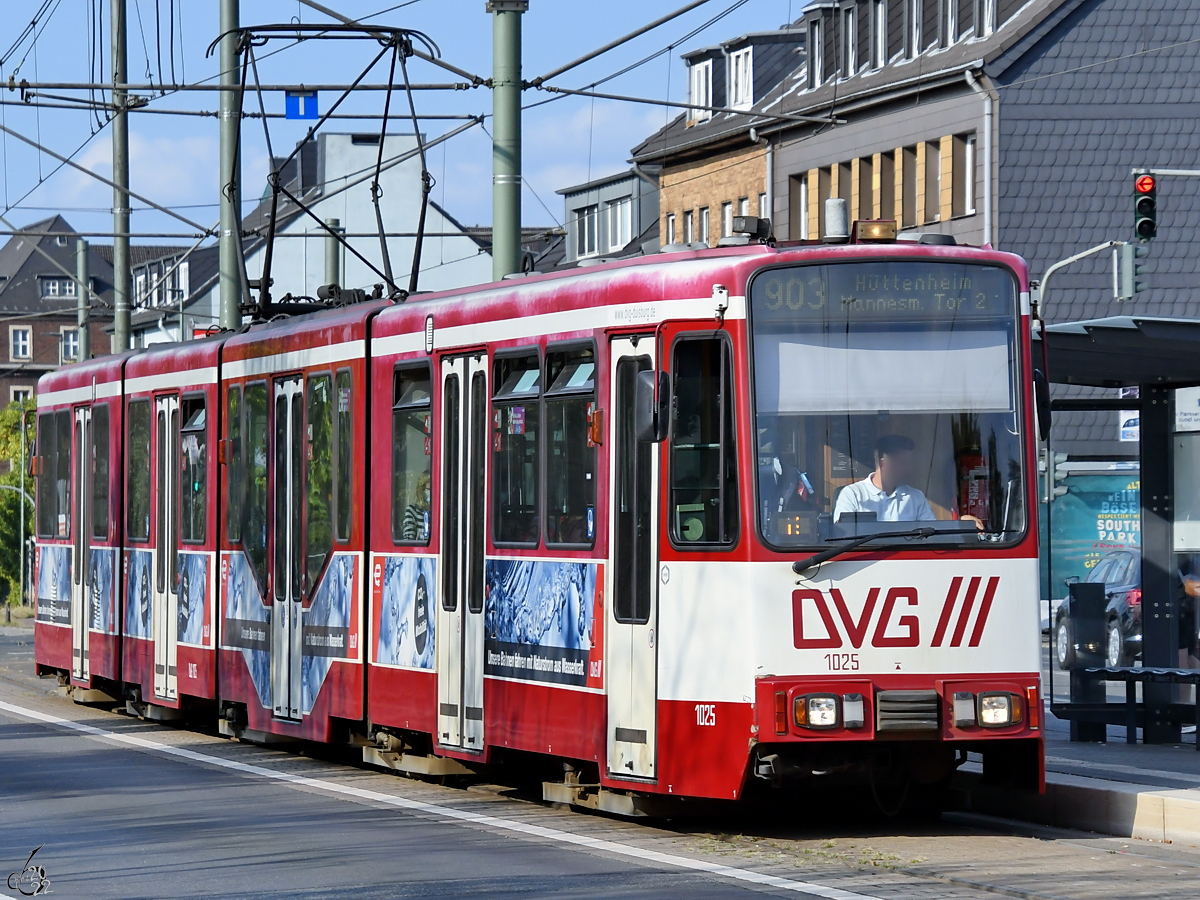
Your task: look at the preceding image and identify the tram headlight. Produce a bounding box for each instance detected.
[794,694,840,730]
[978,692,1022,727]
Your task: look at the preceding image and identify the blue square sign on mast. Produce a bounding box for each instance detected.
[285,90,319,119]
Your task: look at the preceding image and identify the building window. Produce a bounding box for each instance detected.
[757,192,767,217]
[738,197,750,218]
[721,201,733,238]
[576,204,598,258]
[40,277,78,298]
[60,328,79,363]
[135,273,148,306]
[902,145,918,226]
[794,174,809,239]
[842,7,856,77]
[10,327,30,361]
[699,207,711,246]
[689,58,713,122]
[684,209,695,244]
[10,386,32,404]
[887,0,904,59]
[979,0,995,36]
[729,47,753,109]
[809,21,824,88]
[55,235,68,247]
[880,150,896,220]
[606,196,632,251]
[858,155,875,219]
[909,0,921,55]
[874,0,888,66]
[955,132,977,216]
[925,139,942,223]
[666,213,677,245]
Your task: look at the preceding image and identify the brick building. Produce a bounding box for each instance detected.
[0,216,113,404]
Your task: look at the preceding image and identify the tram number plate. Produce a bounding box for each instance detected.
[694,704,716,727]
[823,653,860,671]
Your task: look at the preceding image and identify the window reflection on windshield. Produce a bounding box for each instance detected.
[750,261,1025,549]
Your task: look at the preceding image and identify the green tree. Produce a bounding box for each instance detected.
[0,400,35,605]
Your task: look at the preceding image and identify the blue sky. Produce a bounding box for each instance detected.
[0,0,801,243]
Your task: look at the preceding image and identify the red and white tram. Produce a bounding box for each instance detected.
[34,227,1043,809]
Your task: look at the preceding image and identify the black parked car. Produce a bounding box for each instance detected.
[1055,550,1142,669]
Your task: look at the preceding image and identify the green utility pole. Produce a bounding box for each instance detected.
[111,0,130,351]
[218,0,242,331]
[488,1,527,281]
[76,239,90,362]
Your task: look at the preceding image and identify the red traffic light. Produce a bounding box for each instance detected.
[1135,174,1156,194]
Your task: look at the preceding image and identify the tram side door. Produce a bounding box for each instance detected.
[435,355,487,751]
[70,406,91,682]
[272,377,304,720]
[606,337,659,780]
[152,395,180,701]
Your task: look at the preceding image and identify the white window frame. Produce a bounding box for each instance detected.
[54,235,67,247]
[964,133,977,215]
[10,326,31,362]
[576,204,599,258]
[43,278,60,298]
[843,8,856,77]
[720,202,733,238]
[910,0,921,55]
[135,272,147,306]
[690,58,713,122]
[729,47,754,109]
[63,279,76,298]
[178,261,190,299]
[809,21,824,87]
[874,0,888,66]
[738,197,750,218]
[699,207,711,246]
[798,176,810,239]
[10,386,32,405]
[60,327,79,364]
[981,0,996,35]
[684,210,695,244]
[758,192,768,217]
[606,197,632,251]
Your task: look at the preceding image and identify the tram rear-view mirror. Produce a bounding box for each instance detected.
[1033,368,1052,442]
[635,370,670,443]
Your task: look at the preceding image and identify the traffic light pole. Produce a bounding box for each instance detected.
[1031,240,1124,321]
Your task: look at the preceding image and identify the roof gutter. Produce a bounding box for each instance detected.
[965,68,1000,248]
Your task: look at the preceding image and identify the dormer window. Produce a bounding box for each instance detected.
[729,47,753,109]
[979,0,995,36]
[873,0,887,67]
[690,58,713,122]
[842,8,856,77]
[809,20,824,88]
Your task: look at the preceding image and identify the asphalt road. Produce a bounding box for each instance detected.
[2,628,1200,900]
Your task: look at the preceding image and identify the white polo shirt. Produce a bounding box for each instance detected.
[833,476,936,523]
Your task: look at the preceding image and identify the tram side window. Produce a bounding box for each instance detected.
[545,345,596,547]
[179,397,206,543]
[670,337,739,547]
[306,374,334,589]
[92,403,109,540]
[335,369,352,543]
[126,400,151,541]
[492,352,541,545]
[391,364,433,544]
[244,382,269,591]
[226,385,243,543]
[35,413,56,538]
[54,411,71,539]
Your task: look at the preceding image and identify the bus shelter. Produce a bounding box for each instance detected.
[1038,316,1200,745]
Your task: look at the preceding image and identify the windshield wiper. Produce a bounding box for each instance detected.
[791,526,980,576]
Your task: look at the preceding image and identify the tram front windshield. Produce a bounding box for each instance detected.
[749,260,1025,549]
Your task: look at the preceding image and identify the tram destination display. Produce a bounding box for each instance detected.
[752,262,1019,323]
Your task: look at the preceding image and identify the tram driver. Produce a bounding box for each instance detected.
[833,434,984,529]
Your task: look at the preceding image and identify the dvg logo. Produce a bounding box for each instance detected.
[792,576,999,650]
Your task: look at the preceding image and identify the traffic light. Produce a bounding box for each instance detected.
[1134,173,1157,239]
[1051,452,1069,499]
[1118,241,1149,299]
